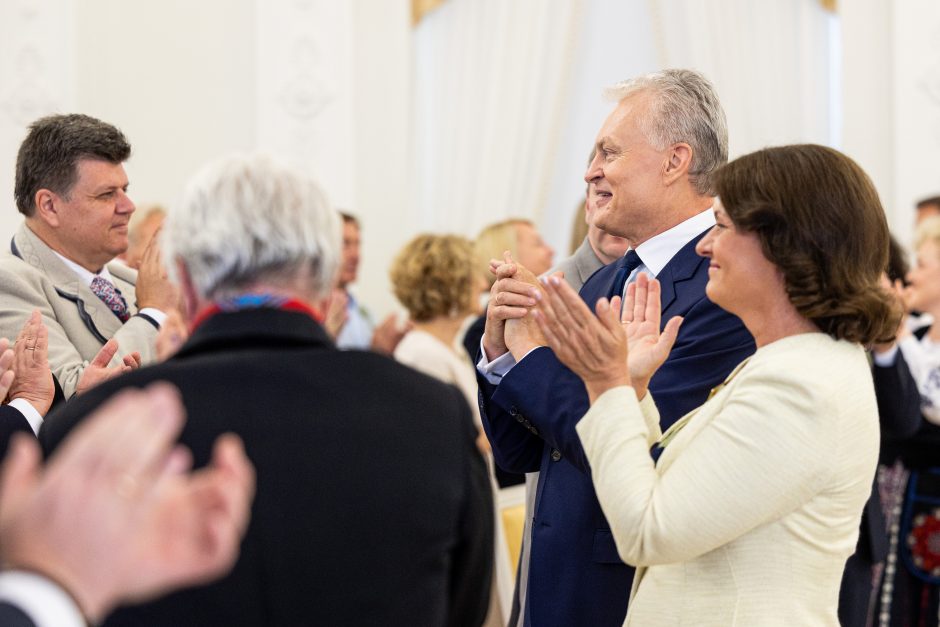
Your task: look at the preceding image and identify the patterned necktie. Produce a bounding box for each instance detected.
[606,249,643,300]
[90,275,130,322]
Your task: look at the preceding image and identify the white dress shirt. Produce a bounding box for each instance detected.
[0,571,85,627]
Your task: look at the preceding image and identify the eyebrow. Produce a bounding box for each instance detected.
[89,182,129,195]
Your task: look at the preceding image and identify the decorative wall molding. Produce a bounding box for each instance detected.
[256,0,356,209]
[0,0,74,238]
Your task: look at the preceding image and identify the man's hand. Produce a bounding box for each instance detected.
[370,314,411,355]
[6,311,54,416]
[134,234,179,312]
[482,253,537,361]
[0,383,255,624]
[75,339,141,396]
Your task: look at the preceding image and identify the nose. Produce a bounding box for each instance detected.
[118,190,135,214]
[584,152,603,185]
[695,227,715,258]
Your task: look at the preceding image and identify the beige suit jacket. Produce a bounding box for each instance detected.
[0,223,158,397]
[577,333,878,626]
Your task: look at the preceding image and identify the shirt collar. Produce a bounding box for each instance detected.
[52,251,115,286]
[634,208,715,276]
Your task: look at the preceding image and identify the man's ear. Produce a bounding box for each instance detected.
[175,258,200,322]
[663,143,693,186]
[33,189,60,227]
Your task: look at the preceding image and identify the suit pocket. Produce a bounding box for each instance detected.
[592,528,624,564]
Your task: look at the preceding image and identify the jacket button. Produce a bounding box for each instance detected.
[509,406,518,416]
[550,449,562,462]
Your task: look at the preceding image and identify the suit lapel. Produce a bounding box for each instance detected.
[579,261,618,306]
[13,223,126,339]
[580,228,711,326]
[655,229,710,318]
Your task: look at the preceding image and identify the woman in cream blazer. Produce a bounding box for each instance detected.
[532,144,899,626]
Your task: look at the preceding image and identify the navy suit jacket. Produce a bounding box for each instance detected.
[478,229,755,627]
[0,602,37,627]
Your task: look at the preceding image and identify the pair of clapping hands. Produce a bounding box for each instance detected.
[483,253,683,403]
[1,311,143,416]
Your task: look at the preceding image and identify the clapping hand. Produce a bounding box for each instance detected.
[6,311,55,416]
[0,383,255,623]
[483,252,548,360]
[532,273,682,403]
[75,339,142,396]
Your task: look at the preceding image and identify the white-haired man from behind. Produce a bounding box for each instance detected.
[40,153,493,627]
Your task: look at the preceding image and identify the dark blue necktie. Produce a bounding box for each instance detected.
[606,249,643,300]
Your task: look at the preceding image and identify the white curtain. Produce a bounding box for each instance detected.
[648,0,835,158]
[413,0,586,237]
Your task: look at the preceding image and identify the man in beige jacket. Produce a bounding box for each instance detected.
[0,114,177,397]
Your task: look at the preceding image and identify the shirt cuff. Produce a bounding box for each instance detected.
[0,571,85,627]
[872,344,899,367]
[476,337,518,384]
[138,307,167,327]
[7,399,43,435]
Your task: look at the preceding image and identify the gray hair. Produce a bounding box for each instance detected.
[605,69,728,195]
[164,154,341,301]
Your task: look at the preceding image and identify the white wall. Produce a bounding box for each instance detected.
[842,0,940,247]
[76,0,258,212]
[1,1,934,313]
[0,0,75,236]
[541,0,658,256]
[892,0,940,245]
[841,0,897,234]
[0,0,412,317]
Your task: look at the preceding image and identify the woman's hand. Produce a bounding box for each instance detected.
[621,273,683,399]
[532,273,681,403]
[532,275,628,403]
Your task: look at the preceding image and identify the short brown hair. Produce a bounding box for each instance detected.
[916,196,940,212]
[390,234,476,322]
[715,144,897,344]
[14,114,131,216]
[338,211,360,227]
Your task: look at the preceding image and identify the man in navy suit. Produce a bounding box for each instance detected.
[477,69,756,626]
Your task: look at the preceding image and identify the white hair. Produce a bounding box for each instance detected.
[164,153,341,301]
[605,68,728,195]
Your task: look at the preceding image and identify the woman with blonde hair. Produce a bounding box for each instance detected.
[390,232,505,627]
[390,234,487,442]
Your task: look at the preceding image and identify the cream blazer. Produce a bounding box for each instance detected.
[0,223,158,397]
[576,333,878,626]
